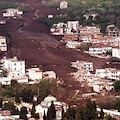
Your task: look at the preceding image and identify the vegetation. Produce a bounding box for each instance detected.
[77,43,92,51]
[0,1,29,12]
[3,102,19,115]
[47,101,56,120]
[63,100,97,120]
[19,106,28,120]
[104,115,117,120]
[41,0,120,34]
[112,57,120,62]
[2,80,60,103]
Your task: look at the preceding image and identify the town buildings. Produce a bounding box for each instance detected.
[89,44,112,55]
[0,36,7,52]
[106,25,120,37]
[3,8,23,18]
[112,47,120,59]
[60,1,68,9]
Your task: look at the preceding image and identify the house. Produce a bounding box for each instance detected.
[50,22,67,35]
[1,56,25,75]
[91,36,115,44]
[0,36,7,51]
[71,60,93,72]
[106,25,120,37]
[88,79,113,93]
[66,41,81,48]
[89,44,112,55]
[42,71,56,79]
[0,20,6,25]
[112,47,120,59]
[62,34,79,42]
[95,68,120,80]
[67,21,79,34]
[97,108,120,120]
[60,1,68,9]
[27,68,42,81]
[79,26,102,37]
[3,8,23,18]
[79,33,92,42]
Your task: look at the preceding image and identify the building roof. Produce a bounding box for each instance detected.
[91,44,111,48]
[44,95,57,103]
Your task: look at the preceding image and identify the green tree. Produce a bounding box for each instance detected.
[15,92,21,103]
[47,101,56,120]
[3,102,19,115]
[19,106,27,120]
[0,98,2,108]
[114,81,120,93]
[104,114,117,120]
[100,107,104,118]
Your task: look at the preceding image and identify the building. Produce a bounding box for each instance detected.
[95,68,120,80]
[0,36,7,51]
[27,68,42,81]
[66,41,81,48]
[35,95,68,120]
[67,21,79,34]
[0,20,6,25]
[1,56,25,75]
[42,71,56,79]
[3,8,23,18]
[60,1,68,9]
[112,47,120,59]
[106,25,120,37]
[97,108,120,120]
[71,60,93,72]
[89,44,112,55]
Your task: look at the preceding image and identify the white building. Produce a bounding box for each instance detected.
[66,41,81,48]
[89,44,112,55]
[3,8,23,18]
[1,57,25,75]
[112,47,120,59]
[71,60,93,72]
[0,36,7,51]
[42,71,56,79]
[60,1,68,9]
[67,21,79,34]
[27,68,42,81]
[95,68,120,80]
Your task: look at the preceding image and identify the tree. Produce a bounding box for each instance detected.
[15,91,21,103]
[100,107,104,118]
[21,88,33,103]
[47,101,56,120]
[0,98,2,108]
[43,111,47,120]
[19,106,27,120]
[85,99,97,120]
[31,103,39,119]
[3,102,19,115]
[104,115,117,120]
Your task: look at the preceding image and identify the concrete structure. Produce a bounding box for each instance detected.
[95,68,120,80]
[71,60,93,72]
[67,21,79,34]
[0,36,7,51]
[42,71,56,79]
[89,44,112,55]
[28,68,42,80]
[112,47,120,59]
[60,1,68,9]
[3,8,23,18]
[1,57,25,75]
[106,25,120,37]
[66,41,81,48]
[97,108,120,120]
